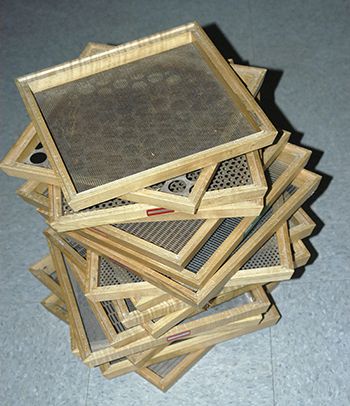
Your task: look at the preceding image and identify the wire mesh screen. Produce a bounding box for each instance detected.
[64,256,109,351]
[98,257,143,287]
[113,219,205,254]
[182,292,253,324]
[265,159,288,186]
[186,217,243,273]
[34,43,255,193]
[148,354,188,378]
[63,236,87,259]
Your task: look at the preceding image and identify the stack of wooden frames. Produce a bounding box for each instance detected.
[1,22,321,391]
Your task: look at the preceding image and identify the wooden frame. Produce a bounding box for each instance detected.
[100,304,280,381]
[17,181,49,211]
[66,143,311,306]
[48,233,269,367]
[41,293,68,323]
[289,208,316,243]
[0,123,59,184]
[48,238,148,353]
[69,168,320,307]
[140,286,269,339]
[136,348,211,391]
[293,239,311,268]
[28,254,62,298]
[16,22,276,211]
[81,142,310,274]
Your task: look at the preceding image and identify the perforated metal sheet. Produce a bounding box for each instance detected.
[35,43,255,193]
[207,155,252,190]
[62,195,133,216]
[186,217,243,273]
[63,236,87,259]
[113,219,205,254]
[148,354,188,377]
[24,142,50,168]
[98,257,143,287]
[149,170,200,196]
[241,235,280,269]
[64,256,108,351]
[101,301,126,333]
[182,292,253,324]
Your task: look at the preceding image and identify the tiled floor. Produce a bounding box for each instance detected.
[1,0,349,405]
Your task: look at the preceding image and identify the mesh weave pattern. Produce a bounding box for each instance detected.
[186,218,242,273]
[98,257,143,286]
[35,43,255,192]
[63,237,87,259]
[64,256,108,351]
[113,219,205,254]
[148,354,188,377]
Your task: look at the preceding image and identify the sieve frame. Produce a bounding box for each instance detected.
[17,180,49,211]
[47,230,148,354]
[70,169,321,307]
[86,142,311,285]
[48,233,266,368]
[16,22,277,212]
[101,304,279,381]
[41,293,68,324]
[28,253,62,299]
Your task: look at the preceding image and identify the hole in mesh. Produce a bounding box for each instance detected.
[98,257,143,286]
[168,179,186,193]
[62,194,133,215]
[241,235,280,269]
[207,155,252,191]
[185,170,200,182]
[30,152,47,164]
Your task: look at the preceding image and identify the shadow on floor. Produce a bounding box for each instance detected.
[204,23,332,275]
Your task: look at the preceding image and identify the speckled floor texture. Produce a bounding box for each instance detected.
[1,1,349,405]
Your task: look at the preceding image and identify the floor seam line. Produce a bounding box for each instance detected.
[269,327,276,406]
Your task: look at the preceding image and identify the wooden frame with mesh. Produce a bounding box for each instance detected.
[47,231,269,368]
[69,168,320,307]
[80,143,310,273]
[17,181,49,211]
[41,293,68,324]
[100,304,279,383]
[68,143,311,302]
[16,22,277,212]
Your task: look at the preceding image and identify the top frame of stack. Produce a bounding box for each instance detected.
[16,22,276,211]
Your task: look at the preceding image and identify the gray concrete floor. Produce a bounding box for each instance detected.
[1,1,349,405]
